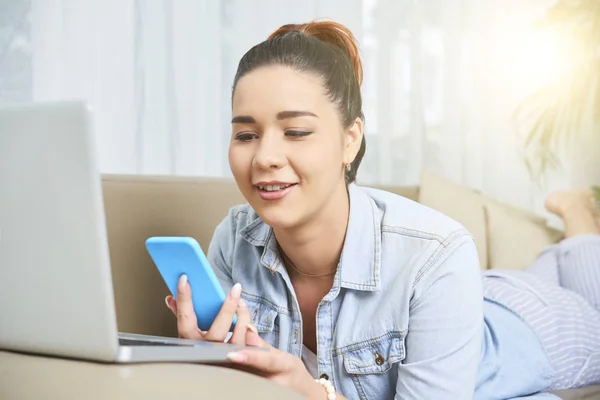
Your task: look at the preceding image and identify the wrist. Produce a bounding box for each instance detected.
[306,380,326,399]
[311,378,336,400]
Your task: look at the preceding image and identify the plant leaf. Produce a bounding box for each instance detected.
[514,0,600,180]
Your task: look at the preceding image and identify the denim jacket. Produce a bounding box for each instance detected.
[207,183,484,399]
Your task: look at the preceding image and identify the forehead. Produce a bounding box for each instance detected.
[232,65,333,116]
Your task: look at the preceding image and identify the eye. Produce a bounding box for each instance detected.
[235,132,258,142]
[285,130,312,137]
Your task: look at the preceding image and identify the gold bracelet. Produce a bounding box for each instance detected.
[315,377,336,399]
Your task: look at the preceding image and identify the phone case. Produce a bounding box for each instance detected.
[145,236,237,331]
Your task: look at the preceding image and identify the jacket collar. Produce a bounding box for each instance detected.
[239,184,382,291]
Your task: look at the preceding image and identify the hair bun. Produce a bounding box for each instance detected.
[268,21,363,87]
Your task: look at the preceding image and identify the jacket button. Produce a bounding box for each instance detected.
[320,373,329,380]
[374,352,385,366]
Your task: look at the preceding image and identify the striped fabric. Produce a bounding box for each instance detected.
[483,234,600,390]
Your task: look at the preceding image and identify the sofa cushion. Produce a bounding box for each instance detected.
[550,384,600,399]
[368,184,419,202]
[417,171,488,270]
[483,198,563,271]
[101,174,246,337]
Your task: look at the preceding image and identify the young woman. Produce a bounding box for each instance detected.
[164,21,600,400]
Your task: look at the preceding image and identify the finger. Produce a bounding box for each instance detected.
[227,349,281,373]
[165,295,178,316]
[244,324,272,348]
[229,299,253,345]
[204,283,242,342]
[226,329,286,373]
[168,295,205,335]
[175,275,203,340]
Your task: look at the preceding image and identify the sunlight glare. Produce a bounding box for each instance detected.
[503,28,573,92]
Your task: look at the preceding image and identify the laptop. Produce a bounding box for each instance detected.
[0,100,250,363]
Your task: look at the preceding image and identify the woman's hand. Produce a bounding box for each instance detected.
[165,275,343,399]
[164,274,253,344]
[226,327,342,400]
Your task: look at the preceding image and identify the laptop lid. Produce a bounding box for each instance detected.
[0,101,120,361]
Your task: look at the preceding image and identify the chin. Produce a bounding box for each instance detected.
[256,208,299,229]
[249,201,302,230]
[240,185,301,228]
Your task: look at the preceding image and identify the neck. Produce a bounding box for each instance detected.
[274,182,350,277]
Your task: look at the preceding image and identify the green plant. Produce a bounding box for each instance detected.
[514,0,600,180]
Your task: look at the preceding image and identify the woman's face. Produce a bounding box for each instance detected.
[229,65,362,229]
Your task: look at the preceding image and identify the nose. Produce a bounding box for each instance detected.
[253,133,286,170]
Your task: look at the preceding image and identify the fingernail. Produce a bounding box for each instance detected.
[178,274,188,290]
[239,299,247,308]
[227,352,246,363]
[246,323,258,334]
[164,296,171,308]
[228,283,242,300]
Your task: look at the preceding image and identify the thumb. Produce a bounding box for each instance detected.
[245,324,272,348]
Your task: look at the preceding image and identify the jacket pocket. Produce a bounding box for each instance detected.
[243,297,279,347]
[337,331,407,400]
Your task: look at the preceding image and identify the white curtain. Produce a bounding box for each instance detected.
[2,0,597,219]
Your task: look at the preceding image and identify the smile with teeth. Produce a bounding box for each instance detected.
[257,184,294,192]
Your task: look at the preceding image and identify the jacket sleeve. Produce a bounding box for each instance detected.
[395,235,484,399]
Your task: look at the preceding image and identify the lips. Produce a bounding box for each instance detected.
[254,182,297,201]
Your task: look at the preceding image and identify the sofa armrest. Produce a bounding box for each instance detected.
[0,350,302,399]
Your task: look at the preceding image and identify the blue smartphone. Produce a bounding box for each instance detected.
[145,236,237,331]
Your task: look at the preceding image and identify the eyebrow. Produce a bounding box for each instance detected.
[231,115,256,124]
[276,110,318,120]
[231,110,318,124]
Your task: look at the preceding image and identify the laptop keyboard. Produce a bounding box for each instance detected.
[119,338,193,347]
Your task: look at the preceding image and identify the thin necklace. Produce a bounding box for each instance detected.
[278,245,337,278]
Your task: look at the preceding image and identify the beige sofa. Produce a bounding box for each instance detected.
[102,171,566,339]
[1,171,598,399]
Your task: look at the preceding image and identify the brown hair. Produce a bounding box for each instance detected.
[232,20,366,183]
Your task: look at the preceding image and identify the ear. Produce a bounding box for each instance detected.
[344,117,363,165]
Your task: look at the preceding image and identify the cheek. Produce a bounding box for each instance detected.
[293,140,344,178]
[320,134,346,163]
[228,147,251,179]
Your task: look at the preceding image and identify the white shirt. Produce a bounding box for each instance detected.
[301,345,319,378]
